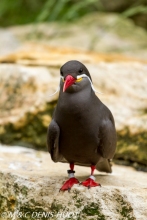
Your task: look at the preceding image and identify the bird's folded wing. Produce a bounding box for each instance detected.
[47,120,63,162]
[98,119,117,159]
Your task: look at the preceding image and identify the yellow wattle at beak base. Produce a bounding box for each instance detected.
[62,77,82,83]
[76,77,82,82]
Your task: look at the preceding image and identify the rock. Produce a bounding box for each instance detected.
[0,13,147,165]
[8,13,147,59]
[87,62,147,166]
[0,63,59,148]
[0,145,147,220]
[0,29,20,56]
[1,42,146,66]
[100,1,147,30]
[0,56,147,165]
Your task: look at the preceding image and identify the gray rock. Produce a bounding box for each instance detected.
[8,13,147,59]
[0,63,58,123]
[87,62,147,166]
[0,145,147,220]
[0,13,147,165]
[0,63,59,148]
[0,29,20,56]
[0,61,147,165]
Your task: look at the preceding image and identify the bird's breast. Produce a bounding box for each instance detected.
[54,91,102,163]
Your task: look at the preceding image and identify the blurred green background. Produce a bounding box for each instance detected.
[0,0,147,29]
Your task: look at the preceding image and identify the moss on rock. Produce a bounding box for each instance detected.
[116,127,147,166]
[0,101,56,150]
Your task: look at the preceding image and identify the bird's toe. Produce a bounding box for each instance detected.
[60,177,79,192]
[80,178,101,188]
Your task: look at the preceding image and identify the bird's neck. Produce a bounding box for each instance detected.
[57,88,96,114]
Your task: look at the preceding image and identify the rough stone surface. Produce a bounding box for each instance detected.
[0,13,147,168]
[0,12,147,219]
[0,63,60,149]
[0,57,147,165]
[0,29,20,56]
[0,145,147,220]
[0,63,58,123]
[1,42,147,66]
[8,13,147,59]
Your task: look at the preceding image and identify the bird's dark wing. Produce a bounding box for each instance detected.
[95,117,117,173]
[47,120,63,162]
[98,118,117,159]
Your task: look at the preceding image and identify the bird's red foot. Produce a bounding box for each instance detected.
[60,177,79,192]
[80,176,101,188]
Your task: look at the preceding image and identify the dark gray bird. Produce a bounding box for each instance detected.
[47,60,117,191]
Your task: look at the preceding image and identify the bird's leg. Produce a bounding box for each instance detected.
[80,165,101,188]
[60,163,79,192]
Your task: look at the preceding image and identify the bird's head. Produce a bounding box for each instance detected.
[60,60,92,93]
[48,60,102,97]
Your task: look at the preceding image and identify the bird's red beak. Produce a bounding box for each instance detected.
[63,75,76,92]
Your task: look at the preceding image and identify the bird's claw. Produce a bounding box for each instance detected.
[80,178,101,188]
[60,177,79,192]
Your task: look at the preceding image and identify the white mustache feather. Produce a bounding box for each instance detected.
[49,74,103,97]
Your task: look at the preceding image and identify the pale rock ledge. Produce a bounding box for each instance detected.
[0,145,147,220]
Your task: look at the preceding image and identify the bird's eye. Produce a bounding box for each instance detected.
[60,70,63,75]
[79,68,83,73]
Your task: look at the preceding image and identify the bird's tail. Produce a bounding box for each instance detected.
[96,159,112,173]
